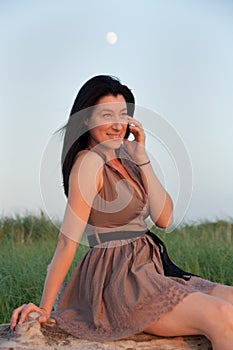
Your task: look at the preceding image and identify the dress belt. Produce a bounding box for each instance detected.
[87,230,147,247]
[88,230,196,281]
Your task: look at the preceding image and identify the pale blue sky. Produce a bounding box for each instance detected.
[1,0,233,223]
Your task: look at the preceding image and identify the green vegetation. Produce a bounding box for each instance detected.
[154,220,233,285]
[0,213,232,324]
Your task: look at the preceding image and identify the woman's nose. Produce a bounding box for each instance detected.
[111,115,127,129]
[111,121,123,130]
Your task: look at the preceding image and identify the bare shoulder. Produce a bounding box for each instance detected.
[69,150,104,192]
[71,149,104,173]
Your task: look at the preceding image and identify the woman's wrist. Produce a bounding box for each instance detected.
[134,153,150,166]
[137,160,151,167]
[39,305,51,318]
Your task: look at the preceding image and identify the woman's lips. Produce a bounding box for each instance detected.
[107,134,122,140]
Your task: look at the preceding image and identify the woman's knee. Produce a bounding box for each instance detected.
[205,298,233,340]
[217,302,233,328]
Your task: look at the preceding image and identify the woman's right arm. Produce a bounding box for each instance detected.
[11,151,104,330]
[10,233,78,330]
[39,232,78,318]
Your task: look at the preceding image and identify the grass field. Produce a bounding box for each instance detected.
[0,213,232,324]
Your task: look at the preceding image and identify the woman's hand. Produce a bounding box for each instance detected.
[11,303,49,330]
[123,116,149,164]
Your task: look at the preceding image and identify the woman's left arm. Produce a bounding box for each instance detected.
[138,162,173,228]
[124,116,173,228]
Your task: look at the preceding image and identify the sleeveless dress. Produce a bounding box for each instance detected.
[52,147,218,341]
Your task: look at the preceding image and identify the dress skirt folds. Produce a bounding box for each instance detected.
[52,148,218,340]
[52,231,217,341]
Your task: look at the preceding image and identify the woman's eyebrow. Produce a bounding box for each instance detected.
[98,107,127,113]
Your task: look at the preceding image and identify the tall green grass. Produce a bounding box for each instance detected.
[0,212,87,324]
[0,213,232,324]
[154,220,233,285]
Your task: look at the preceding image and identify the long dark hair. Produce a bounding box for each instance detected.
[61,75,135,197]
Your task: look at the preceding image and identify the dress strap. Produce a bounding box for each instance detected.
[87,148,107,162]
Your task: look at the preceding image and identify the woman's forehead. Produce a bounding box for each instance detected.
[94,94,127,113]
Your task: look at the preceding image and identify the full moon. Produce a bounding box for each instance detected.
[106,32,118,45]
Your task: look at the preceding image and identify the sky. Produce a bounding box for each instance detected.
[0,0,233,225]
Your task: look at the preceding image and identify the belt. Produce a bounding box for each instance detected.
[88,230,196,281]
[87,230,147,247]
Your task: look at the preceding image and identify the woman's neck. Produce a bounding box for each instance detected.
[87,144,119,162]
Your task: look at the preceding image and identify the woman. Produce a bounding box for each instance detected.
[11,75,233,349]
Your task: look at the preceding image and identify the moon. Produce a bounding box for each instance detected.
[106,32,118,45]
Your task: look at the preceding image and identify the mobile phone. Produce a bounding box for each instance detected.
[124,124,131,139]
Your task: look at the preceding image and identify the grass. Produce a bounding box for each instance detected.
[0,213,232,324]
[0,212,87,324]
[154,220,233,285]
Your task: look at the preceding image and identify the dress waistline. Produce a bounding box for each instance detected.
[87,230,147,247]
[88,230,196,281]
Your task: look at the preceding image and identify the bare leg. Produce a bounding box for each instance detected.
[143,292,233,350]
[210,284,233,304]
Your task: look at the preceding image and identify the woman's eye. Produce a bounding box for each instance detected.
[120,112,128,119]
[102,113,112,118]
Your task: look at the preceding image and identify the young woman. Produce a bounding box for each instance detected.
[11,75,233,349]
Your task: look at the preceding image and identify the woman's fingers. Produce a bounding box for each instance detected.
[127,115,142,125]
[17,303,38,325]
[11,303,48,330]
[11,304,26,330]
[38,313,48,323]
[127,116,145,143]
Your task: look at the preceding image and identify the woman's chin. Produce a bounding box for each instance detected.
[102,139,122,150]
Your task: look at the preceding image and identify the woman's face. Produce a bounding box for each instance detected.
[86,94,128,151]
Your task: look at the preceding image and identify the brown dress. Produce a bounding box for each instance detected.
[52,147,218,341]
